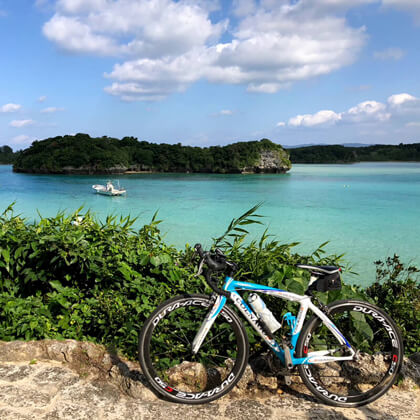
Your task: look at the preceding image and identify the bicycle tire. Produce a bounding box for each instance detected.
[138,294,249,404]
[296,300,403,407]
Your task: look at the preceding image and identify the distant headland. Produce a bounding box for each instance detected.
[288,143,420,163]
[9,134,292,175]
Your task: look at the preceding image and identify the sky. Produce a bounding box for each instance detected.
[1,0,420,150]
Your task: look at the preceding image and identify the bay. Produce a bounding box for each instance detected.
[1,162,419,285]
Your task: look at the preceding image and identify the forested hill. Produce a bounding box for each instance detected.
[289,143,420,163]
[12,134,291,174]
[0,146,15,164]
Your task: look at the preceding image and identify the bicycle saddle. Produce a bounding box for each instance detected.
[296,264,341,274]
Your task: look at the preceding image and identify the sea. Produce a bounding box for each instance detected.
[1,162,419,286]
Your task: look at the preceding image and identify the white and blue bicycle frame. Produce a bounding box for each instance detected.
[192,276,355,366]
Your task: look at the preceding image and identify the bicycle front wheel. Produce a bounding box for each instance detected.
[296,300,403,407]
[138,294,249,404]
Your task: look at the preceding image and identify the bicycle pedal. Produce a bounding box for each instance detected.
[283,375,292,386]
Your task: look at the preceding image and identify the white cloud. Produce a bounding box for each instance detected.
[56,0,107,14]
[388,93,417,107]
[42,0,368,101]
[247,83,289,94]
[232,0,257,17]
[9,119,35,128]
[345,100,390,122]
[406,122,420,127]
[43,15,120,55]
[287,93,420,128]
[41,106,65,113]
[38,95,47,102]
[289,110,342,127]
[44,1,225,57]
[382,0,420,24]
[373,47,405,61]
[219,109,233,116]
[276,121,286,127]
[104,82,173,102]
[1,103,21,113]
[301,0,377,12]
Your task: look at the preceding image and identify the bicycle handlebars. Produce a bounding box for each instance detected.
[194,243,236,297]
[194,243,230,272]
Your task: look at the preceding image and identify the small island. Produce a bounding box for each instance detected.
[12,134,292,175]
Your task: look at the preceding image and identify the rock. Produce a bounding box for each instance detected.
[399,356,420,390]
[0,340,47,362]
[166,361,208,392]
[256,374,278,390]
[235,364,255,392]
[0,365,34,382]
[409,352,420,364]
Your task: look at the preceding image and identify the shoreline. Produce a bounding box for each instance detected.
[6,160,420,175]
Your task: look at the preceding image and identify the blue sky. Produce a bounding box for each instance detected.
[1,0,420,150]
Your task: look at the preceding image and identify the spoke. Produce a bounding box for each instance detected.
[177,329,191,345]
[198,351,231,360]
[348,327,387,353]
[202,330,228,346]
[172,312,194,345]
[152,349,192,357]
[155,331,190,346]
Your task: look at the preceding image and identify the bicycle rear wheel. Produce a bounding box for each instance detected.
[296,300,403,407]
[138,294,249,404]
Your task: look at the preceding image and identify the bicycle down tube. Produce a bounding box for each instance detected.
[192,276,355,366]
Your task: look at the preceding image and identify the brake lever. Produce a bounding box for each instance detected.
[215,248,225,258]
[195,256,205,277]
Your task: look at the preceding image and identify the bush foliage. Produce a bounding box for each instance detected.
[0,204,418,357]
[367,255,420,354]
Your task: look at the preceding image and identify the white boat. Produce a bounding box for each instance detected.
[92,181,126,196]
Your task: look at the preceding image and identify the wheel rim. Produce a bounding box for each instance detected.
[143,297,246,401]
[301,303,401,404]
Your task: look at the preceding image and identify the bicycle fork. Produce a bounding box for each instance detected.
[192,294,227,354]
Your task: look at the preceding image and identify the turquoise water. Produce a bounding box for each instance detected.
[1,163,419,285]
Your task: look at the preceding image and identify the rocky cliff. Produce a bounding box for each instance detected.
[242,150,291,173]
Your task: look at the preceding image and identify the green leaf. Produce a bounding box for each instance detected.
[49,280,63,291]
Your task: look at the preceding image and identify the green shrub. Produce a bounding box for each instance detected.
[366,255,420,354]
[0,203,418,358]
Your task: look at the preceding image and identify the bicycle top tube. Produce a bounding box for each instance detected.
[223,276,308,303]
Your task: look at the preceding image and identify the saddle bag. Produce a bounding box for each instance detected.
[315,271,342,292]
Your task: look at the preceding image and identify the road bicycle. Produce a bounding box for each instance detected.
[138,244,403,407]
